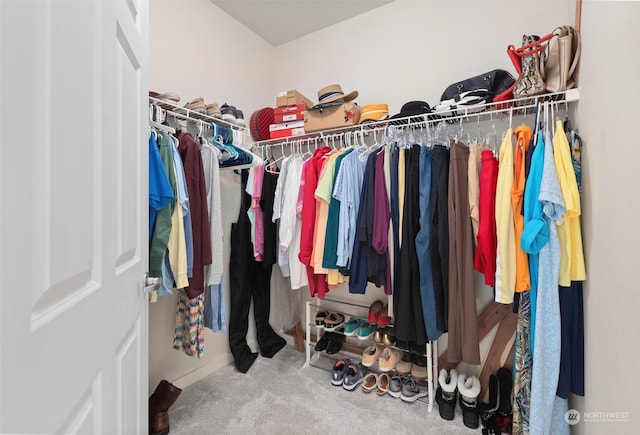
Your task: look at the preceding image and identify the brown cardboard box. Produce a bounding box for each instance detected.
[276,90,314,108]
[303,102,361,133]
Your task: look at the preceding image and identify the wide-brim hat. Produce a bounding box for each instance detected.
[317,84,359,105]
[389,101,432,125]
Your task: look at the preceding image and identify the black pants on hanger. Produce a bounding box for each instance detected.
[228,170,286,373]
[430,145,450,333]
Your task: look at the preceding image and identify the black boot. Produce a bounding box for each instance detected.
[435,369,458,420]
[457,373,481,429]
[478,374,500,433]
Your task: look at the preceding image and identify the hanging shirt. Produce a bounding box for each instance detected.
[273,156,291,277]
[495,128,516,304]
[322,149,353,270]
[553,120,586,285]
[398,148,406,245]
[468,143,489,245]
[177,132,212,299]
[349,150,379,294]
[279,156,308,290]
[252,162,266,262]
[511,126,532,292]
[474,150,499,286]
[149,132,177,277]
[334,149,367,270]
[201,143,223,286]
[521,131,548,354]
[372,149,391,294]
[166,160,189,290]
[313,152,341,275]
[149,132,174,245]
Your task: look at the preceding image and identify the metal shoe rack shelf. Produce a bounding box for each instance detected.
[304,297,436,411]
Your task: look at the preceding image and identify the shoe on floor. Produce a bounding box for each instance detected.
[479,374,500,432]
[221,103,237,123]
[361,372,379,393]
[496,367,513,417]
[436,368,458,420]
[458,373,481,429]
[343,362,367,391]
[401,378,429,403]
[388,375,411,398]
[331,358,351,386]
[376,373,390,396]
[378,347,402,372]
[361,345,382,367]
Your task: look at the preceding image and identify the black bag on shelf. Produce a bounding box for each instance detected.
[433,69,516,115]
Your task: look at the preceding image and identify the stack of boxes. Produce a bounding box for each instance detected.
[269,90,314,139]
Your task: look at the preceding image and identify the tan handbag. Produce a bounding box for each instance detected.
[544,26,581,92]
[507,25,581,98]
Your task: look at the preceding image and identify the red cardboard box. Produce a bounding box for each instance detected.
[269,120,306,139]
[273,104,307,124]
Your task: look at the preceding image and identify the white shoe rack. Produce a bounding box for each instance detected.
[304,297,435,412]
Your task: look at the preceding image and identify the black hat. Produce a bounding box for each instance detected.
[389,101,432,125]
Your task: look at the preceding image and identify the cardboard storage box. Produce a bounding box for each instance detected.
[303,102,361,133]
[274,104,306,123]
[276,90,314,108]
[269,120,306,139]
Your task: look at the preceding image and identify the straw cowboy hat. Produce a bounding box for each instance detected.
[316,84,359,105]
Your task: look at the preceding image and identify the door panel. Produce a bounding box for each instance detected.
[0,1,148,433]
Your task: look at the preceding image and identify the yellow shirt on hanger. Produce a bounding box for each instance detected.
[553,119,587,285]
[494,128,516,304]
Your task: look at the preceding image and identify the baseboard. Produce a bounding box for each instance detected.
[170,339,257,389]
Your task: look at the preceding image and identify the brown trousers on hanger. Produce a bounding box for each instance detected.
[446,141,481,365]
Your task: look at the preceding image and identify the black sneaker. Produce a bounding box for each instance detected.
[235,109,246,127]
[221,103,237,123]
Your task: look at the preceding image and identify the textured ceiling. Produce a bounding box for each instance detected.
[210,0,394,46]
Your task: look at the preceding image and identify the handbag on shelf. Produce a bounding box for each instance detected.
[433,69,516,116]
[508,26,581,99]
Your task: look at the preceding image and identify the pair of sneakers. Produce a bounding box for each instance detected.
[221,103,246,127]
[184,97,222,118]
[435,369,482,429]
[388,375,429,403]
[344,317,376,341]
[331,358,367,391]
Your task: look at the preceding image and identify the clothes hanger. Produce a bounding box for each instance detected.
[149,105,176,134]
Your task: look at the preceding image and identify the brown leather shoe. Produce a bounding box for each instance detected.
[150,411,170,435]
[149,380,182,416]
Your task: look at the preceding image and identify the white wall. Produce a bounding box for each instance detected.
[572,2,640,433]
[148,0,275,393]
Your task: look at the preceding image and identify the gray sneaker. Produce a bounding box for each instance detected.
[388,375,410,398]
[342,362,367,391]
[400,379,429,402]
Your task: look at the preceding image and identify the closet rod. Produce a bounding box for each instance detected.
[250,89,579,149]
[148,96,249,133]
[251,89,580,150]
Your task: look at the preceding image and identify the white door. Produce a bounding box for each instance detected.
[0,0,149,433]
